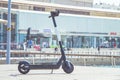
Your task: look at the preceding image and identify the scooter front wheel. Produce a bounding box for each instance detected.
[62,61,74,74]
[18,61,30,74]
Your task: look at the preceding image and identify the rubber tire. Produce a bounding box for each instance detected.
[18,61,30,74]
[62,61,74,74]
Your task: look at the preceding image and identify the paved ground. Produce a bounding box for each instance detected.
[0,64,120,80]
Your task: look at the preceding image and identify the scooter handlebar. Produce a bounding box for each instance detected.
[49,10,60,18]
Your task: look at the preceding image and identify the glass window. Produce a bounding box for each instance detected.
[0,12,1,19]
[33,6,45,11]
[12,4,18,9]
[2,3,8,8]
[56,9,90,15]
[65,36,82,48]
[0,3,2,7]
[2,13,17,49]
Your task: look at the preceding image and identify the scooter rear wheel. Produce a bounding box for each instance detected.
[62,61,74,74]
[18,61,30,74]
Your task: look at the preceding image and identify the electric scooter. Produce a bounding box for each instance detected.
[18,10,74,74]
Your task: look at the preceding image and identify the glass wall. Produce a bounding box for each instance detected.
[0,12,17,49]
[0,24,1,42]
[51,35,120,48]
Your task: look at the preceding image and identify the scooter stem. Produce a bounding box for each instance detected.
[51,11,66,61]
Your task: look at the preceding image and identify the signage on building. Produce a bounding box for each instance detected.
[109,32,117,35]
[43,29,51,34]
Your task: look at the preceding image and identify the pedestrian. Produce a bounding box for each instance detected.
[28,39,33,48]
[98,46,100,54]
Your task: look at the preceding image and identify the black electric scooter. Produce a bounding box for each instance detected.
[18,10,74,74]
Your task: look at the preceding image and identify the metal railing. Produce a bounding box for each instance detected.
[0,48,120,66]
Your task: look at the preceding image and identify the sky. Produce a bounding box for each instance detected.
[93,0,120,6]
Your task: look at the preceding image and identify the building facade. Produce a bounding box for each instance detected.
[26,0,93,7]
[0,0,120,49]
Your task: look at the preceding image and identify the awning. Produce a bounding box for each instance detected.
[31,33,51,38]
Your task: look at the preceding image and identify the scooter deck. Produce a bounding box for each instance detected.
[30,62,60,69]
